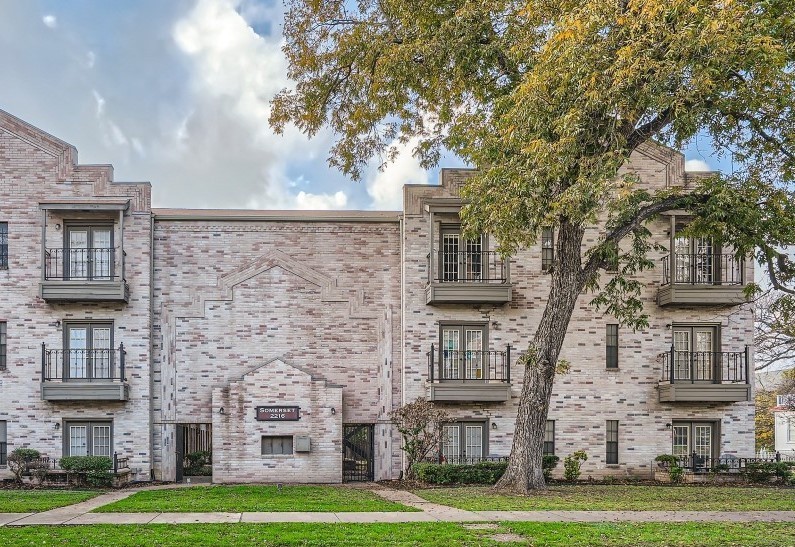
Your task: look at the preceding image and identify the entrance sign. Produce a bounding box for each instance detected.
[256,406,300,421]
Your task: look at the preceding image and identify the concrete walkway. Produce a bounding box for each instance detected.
[2,485,795,526]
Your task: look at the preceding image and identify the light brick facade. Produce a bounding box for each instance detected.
[0,110,755,483]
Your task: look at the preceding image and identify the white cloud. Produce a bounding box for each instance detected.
[42,14,57,28]
[294,191,348,210]
[366,136,429,210]
[86,51,96,69]
[685,159,712,172]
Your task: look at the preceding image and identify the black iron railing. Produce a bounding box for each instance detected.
[660,253,744,286]
[41,344,126,382]
[661,347,748,384]
[422,455,509,465]
[657,452,794,474]
[44,248,120,281]
[427,250,508,283]
[23,452,129,472]
[427,344,511,383]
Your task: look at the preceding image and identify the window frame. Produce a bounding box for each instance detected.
[0,321,6,371]
[671,420,719,461]
[787,417,795,443]
[62,420,113,457]
[606,420,619,465]
[0,222,7,269]
[63,223,115,281]
[63,321,114,380]
[438,225,486,282]
[440,421,489,462]
[438,322,489,381]
[541,228,554,271]
[606,324,619,369]
[543,420,555,456]
[261,435,294,456]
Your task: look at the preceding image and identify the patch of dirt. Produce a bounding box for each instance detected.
[462,523,500,530]
[487,533,526,543]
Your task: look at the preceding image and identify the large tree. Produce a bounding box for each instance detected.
[271,0,795,491]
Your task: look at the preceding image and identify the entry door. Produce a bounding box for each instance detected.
[440,230,483,282]
[674,236,714,283]
[441,325,485,380]
[66,323,112,379]
[672,422,714,465]
[672,327,717,381]
[66,226,113,280]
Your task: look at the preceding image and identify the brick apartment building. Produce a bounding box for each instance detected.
[0,109,755,483]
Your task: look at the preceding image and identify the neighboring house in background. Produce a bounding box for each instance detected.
[0,109,756,483]
[773,394,795,454]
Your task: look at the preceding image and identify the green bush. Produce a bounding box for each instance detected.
[184,450,213,476]
[654,454,679,466]
[413,461,507,485]
[669,465,685,484]
[744,461,793,483]
[59,456,113,487]
[563,450,588,482]
[7,448,41,483]
[542,455,560,481]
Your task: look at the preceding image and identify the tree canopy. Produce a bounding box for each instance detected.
[272,0,795,491]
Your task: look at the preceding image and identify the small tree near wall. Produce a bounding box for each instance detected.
[390,398,449,480]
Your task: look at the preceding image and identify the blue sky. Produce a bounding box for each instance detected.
[0,0,728,210]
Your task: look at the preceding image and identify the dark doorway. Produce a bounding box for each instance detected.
[342,424,375,482]
[176,423,213,482]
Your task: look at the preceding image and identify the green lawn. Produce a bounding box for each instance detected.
[1,523,794,546]
[414,485,795,511]
[94,485,415,513]
[0,490,99,512]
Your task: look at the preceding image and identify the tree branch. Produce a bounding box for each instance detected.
[626,107,674,151]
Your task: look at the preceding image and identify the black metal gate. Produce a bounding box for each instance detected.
[343,424,374,482]
[175,425,184,482]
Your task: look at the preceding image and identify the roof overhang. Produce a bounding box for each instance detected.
[38,200,130,212]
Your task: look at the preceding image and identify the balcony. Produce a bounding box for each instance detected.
[425,250,512,305]
[40,248,129,302]
[658,348,750,403]
[657,253,747,306]
[427,344,512,402]
[41,344,129,401]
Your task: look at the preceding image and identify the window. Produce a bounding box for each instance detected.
[543,420,555,456]
[65,322,113,380]
[788,418,795,443]
[440,323,487,380]
[262,436,293,455]
[441,422,487,462]
[606,324,619,369]
[440,227,484,282]
[541,228,554,271]
[606,241,619,272]
[672,325,718,381]
[673,235,715,284]
[64,225,114,280]
[671,421,716,461]
[64,421,112,457]
[0,222,7,269]
[0,421,6,465]
[0,322,6,371]
[606,420,619,464]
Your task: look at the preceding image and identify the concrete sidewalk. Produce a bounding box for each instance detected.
[2,485,795,526]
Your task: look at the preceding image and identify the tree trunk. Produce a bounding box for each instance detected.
[495,220,588,493]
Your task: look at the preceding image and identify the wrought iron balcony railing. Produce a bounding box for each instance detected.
[427,344,511,383]
[657,453,793,474]
[661,348,749,384]
[41,344,126,382]
[660,253,744,286]
[427,250,508,284]
[44,248,121,281]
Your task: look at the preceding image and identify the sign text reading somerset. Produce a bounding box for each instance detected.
[256,406,300,421]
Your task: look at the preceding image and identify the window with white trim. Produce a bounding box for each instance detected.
[441,422,487,462]
[64,421,112,457]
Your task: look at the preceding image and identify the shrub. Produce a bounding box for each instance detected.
[654,454,679,466]
[28,462,51,485]
[563,450,588,482]
[59,456,113,487]
[413,461,507,485]
[669,465,685,484]
[7,448,41,483]
[542,455,560,481]
[744,462,793,483]
[184,450,213,476]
